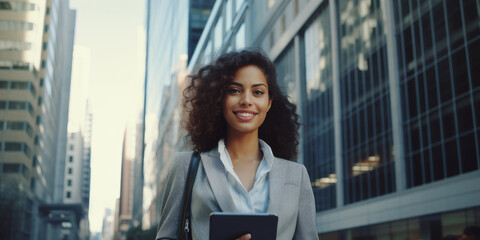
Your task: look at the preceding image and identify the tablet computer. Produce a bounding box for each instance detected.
[209,212,278,240]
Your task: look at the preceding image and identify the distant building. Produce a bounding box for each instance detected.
[116,119,144,239]
[148,0,480,239]
[101,208,114,240]
[0,0,78,239]
[63,45,93,240]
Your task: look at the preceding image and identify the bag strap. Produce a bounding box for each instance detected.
[177,151,201,240]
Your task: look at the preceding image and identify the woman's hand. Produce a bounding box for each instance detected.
[235,233,252,240]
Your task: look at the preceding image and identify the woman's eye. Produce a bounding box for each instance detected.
[228,88,240,94]
[253,90,265,95]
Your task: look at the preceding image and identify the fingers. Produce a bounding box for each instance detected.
[235,233,252,240]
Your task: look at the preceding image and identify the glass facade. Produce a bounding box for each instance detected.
[275,43,297,103]
[338,0,395,204]
[143,0,216,229]
[396,0,480,188]
[319,206,480,240]
[302,4,336,212]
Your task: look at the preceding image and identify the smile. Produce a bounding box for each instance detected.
[234,111,257,120]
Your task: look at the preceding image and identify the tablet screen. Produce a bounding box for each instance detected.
[209,212,278,240]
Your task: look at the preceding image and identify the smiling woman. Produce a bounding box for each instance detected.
[222,65,272,137]
[155,50,319,240]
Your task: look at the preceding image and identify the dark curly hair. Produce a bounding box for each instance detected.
[183,49,300,160]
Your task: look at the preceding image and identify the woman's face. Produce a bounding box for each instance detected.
[222,65,272,137]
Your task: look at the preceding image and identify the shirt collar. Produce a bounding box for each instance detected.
[217,138,275,172]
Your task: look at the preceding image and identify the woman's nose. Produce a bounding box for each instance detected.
[240,92,253,106]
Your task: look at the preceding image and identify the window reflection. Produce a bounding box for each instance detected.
[338,0,395,204]
[302,3,336,212]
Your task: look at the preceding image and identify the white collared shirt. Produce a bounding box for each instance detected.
[217,138,273,213]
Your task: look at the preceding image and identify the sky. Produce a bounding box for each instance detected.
[69,0,145,233]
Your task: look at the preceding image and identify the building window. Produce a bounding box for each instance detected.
[69,145,74,151]
[269,31,275,48]
[39,78,44,87]
[214,17,223,51]
[44,24,48,32]
[302,7,336,211]
[42,42,47,50]
[3,142,31,157]
[69,156,73,162]
[225,0,233,31]
[281,14,286,34]
[235,23,245,49]
[338,0,395,204]
[66,191,71,198]
[0,40,32,51]
[68,168,72,174]
[0,20,34,31]
[3,163,20,173]
[6,121,33,137]
[41,60,45,68]
[67,180,72,186]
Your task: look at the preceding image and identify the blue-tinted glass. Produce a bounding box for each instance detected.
[444,139,460,177]
[424,148,432,183]
[441,104,456,139]
[422,13,435,66]
[432,145,445,181]
[432,3,448,58]
[455,96,474,134]
[445,0,464,51]
[451,48,469,97]
[437,58,453,103]
[425,66,438,109]
[429,110,441,144]
[462,0,480,41]
[459,132,478,173]
[475,92,480,128]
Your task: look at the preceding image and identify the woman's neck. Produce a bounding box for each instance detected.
[224,132,262,163]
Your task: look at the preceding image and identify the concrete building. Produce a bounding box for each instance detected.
[0,0,78,239]
[146,0,480,239]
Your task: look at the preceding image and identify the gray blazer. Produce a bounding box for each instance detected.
[156,148,319,240]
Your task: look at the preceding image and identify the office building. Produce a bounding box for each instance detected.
[142,0,215,229]
[171,0,480,238]
[0,0,78,239]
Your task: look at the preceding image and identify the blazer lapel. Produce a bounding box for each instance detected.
[201,150,237,213]
[267,158,286,213]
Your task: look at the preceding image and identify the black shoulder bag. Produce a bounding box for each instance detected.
[177,151,201,240]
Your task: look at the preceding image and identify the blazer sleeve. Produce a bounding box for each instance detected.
[155,152,191,240]
[293,164,319,240]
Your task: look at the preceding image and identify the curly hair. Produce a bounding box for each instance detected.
[183,49,300,160]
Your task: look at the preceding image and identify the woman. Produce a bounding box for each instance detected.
[156,50,318,240]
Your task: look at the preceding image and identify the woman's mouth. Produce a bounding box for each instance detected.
[234,111,257,121]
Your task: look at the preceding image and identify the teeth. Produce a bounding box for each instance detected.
[236,112,254,117]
